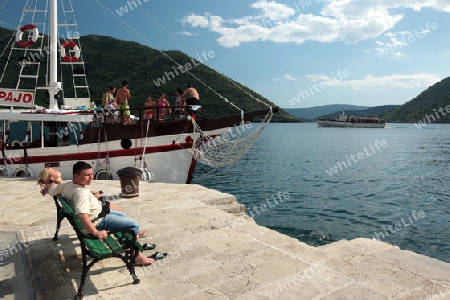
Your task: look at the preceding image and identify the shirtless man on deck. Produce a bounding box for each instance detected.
[116,80,131,125]
[183,84,200,106]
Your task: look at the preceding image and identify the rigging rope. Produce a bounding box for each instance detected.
[92,0,274,170]
[92,0,247,115]
[0,0,9,11]
[0,0,32,83]
[190,107,273,168]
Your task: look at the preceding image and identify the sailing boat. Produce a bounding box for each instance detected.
[0,0,275,183]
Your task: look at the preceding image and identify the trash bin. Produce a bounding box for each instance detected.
[116,167,143,198]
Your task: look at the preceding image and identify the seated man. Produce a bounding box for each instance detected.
[46,161,155,266]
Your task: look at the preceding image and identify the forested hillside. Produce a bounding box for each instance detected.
[381,77,450,123]
[0,27,297,122]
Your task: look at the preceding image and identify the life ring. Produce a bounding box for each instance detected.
[13,167,34,178]
[60,41,80,62]
[94,168,113,180]
[0,165,12,177]
[16,24,39,48]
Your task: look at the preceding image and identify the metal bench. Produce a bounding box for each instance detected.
[52,195,144,299]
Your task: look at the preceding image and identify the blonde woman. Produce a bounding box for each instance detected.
[37,168,102,199]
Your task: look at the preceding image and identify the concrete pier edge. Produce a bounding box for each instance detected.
[0,178,449,299]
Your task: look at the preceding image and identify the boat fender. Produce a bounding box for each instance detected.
[185,136,193,144]
[60,41,81,62]
[0,165,12,177]
[140,168,155,182]
[94,168,113,180]
[16,24,39,48]
[13,167,34,178]
[11,140,21,149]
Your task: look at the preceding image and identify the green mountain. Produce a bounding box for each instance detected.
[320,105,399,119]
[381,77,450,123]
[0,27,297,122]
[284,104,370,120]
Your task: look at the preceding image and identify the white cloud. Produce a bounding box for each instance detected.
[373,21,439,58]
[251,0,295,20]
[182,14,210,28]
[285,74,298,81]
[321,73,441,90]
[177,31,196,36]
[181,0,450,47]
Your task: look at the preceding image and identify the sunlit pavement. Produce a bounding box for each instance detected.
[1,178,449,299]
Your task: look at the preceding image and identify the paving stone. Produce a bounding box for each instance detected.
[0,179,449,299]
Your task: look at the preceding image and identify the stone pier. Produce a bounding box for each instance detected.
[0,178,449,299]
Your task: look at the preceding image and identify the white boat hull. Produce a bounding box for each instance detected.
[0,132,203,183]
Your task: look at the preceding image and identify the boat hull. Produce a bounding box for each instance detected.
[0,108,275,183]
[0,132,200,183]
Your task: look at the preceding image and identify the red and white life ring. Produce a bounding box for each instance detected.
[16,24,39,48]
[60,41,81,62]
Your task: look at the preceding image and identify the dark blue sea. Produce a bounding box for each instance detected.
[193,123,450,263]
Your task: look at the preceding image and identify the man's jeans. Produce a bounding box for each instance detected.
[96,210,139,235]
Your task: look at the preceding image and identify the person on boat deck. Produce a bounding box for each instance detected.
[157,93,171,121]
[183,84,200,106]
[144,96,155,121]
[37,164,155,266]
[116,80,131,125]
[174,87,186,119]
[102,86,116,108]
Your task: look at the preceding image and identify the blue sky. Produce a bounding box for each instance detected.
[1,0,449,109]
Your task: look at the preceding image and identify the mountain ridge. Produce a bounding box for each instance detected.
[284,104,369,120]
[381,77,450,123]
[0,27,297,122]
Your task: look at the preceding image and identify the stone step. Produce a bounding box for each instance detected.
[215,202,246,215]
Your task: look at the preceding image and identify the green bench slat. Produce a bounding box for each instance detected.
[56,195,127,257]
[114,231,144,252]
[104,235,124,253]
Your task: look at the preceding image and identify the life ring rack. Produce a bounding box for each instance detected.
[60,41,81,62]
[0,165,12,177]
[94,168,113,180]
[16,24,39,48]
[13,166,34,178]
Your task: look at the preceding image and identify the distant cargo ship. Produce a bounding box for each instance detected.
[317,109,386,128]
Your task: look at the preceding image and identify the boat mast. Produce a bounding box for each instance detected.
[48,0,60,110]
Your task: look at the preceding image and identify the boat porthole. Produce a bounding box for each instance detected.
[121,139,132,149]
[94,169,113,180]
